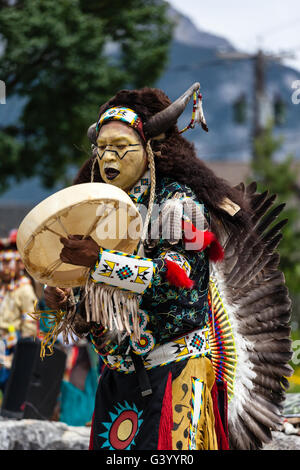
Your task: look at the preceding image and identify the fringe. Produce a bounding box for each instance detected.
[171,357,218,450]
[84,278,142,343]
[28,300,78,359]
[192,383,218,450]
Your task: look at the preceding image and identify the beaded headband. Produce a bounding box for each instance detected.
[96,106,146,142]
[0,250,20,262]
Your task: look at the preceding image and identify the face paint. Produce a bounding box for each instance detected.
[96,121,148,192]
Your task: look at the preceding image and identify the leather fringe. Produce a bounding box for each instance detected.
[84,278,141,343]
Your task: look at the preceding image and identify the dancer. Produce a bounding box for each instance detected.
[0,230,37,393]
[42,83,292,450]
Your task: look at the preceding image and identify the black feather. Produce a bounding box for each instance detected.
[214,182,293,450]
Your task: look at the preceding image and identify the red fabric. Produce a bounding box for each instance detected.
[208,237,224,262]
[218,380,228,438]
[89,411,95,450]
[165,259,194,289]
[211,381,229,450]
[182,220,224,262]
[157,372,173,450]
[64,345,79,381]
[9,229,18,243]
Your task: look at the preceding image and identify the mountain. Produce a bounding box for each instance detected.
[158,4,300,163]
[167,5,234,51]
[1,5,300,206]
[157,40,300,162]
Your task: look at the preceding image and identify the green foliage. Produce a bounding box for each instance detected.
[0,0,173,190]
[251,123,300,295]
[273,95,286,126]
[233,94,247,125]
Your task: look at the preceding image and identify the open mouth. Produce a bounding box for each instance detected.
[104,167,120,180]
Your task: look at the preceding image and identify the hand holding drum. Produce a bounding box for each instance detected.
[44,235,100,310]
[16,182,142,289]
[59,235,99,267]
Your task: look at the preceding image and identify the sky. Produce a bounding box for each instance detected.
[168,0,300,71]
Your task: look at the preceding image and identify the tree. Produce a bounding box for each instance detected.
[251,123,300,388]
[0,0,173,191]
[251,122,300,294]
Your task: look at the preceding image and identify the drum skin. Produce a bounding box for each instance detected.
[17,183,142,288]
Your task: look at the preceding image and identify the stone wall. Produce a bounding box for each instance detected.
[0,418,90,450]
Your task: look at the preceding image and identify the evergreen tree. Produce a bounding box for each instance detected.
[0,0,173,191]
[251,123,300,294]
[252,123,300,389]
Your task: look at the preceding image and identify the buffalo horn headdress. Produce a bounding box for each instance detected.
[84,82,208,346]
[87,82,207,145]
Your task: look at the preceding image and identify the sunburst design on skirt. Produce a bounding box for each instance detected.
[98,401,144,450]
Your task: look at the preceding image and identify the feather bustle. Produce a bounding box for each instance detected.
[212,181,293,450]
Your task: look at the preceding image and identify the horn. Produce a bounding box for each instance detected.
[143,82,201,138]
[87,123,97,145]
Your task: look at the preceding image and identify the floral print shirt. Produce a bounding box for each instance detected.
[90,174,210,357]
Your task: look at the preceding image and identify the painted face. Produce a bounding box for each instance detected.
[96,121,148,191]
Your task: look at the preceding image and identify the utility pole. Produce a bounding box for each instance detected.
[253,49,266,140]
[217,49,294,160]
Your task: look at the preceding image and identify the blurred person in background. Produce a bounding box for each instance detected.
[0,229,37,395]
[36,290,99,425]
